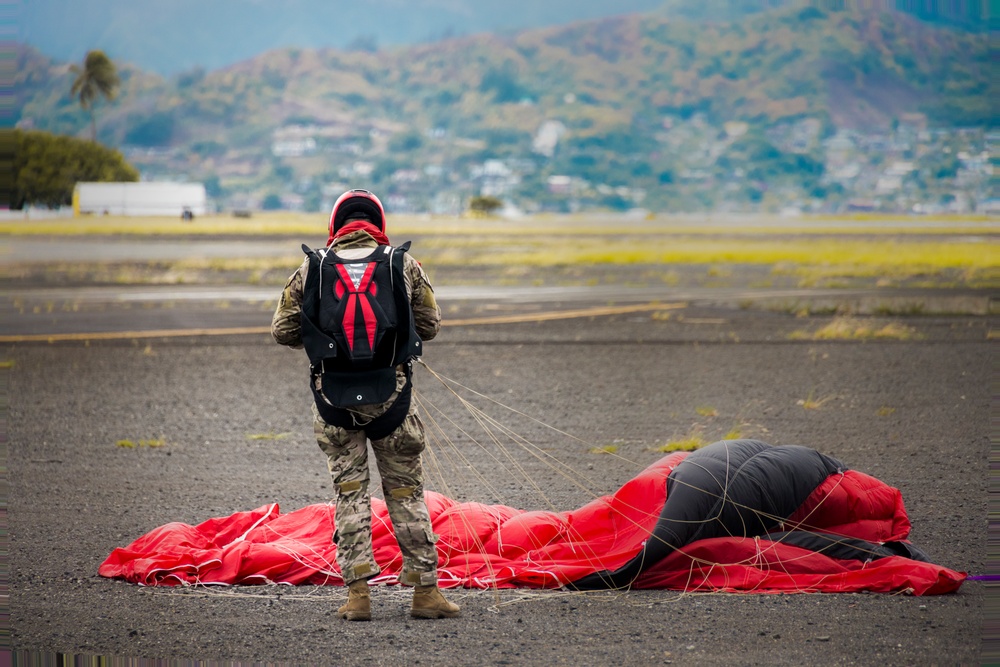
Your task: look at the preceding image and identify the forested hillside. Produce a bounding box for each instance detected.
[14,4,995,214]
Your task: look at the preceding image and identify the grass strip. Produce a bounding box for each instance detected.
[2,213,996,237]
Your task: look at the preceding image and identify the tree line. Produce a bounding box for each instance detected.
[10,130,138,209]
[7,50,137,209]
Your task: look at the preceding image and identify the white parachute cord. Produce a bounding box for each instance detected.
[417,359,648,470]
[415,388,628,591]
[415,362,893,594]
[414,364,671,587]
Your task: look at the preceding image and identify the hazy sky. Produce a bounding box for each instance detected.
[20,0,668,73]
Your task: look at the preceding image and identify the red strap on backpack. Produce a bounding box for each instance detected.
[334,262,379,354]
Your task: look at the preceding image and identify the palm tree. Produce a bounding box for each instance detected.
[70,50,120,141]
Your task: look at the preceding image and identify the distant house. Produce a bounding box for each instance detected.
[846,198,878,212]
[271,138,317,157]
[875,175,903,194]
[546,175,572,194]
[73,182,207,217]
[723,121,749,138]
[886,161,917,176]
[391,169,422,183]
[830,163,861,181]
[977,199,1000,215]
[280,193,305,211]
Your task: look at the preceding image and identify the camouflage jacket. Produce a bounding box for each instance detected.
[271,230,442,350]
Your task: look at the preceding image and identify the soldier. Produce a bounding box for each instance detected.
[271,189,459,621]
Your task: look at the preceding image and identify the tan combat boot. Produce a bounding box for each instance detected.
[338,579,371,621]
[410,585,460,619]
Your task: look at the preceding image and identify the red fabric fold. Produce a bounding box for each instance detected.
[98,453,965,595]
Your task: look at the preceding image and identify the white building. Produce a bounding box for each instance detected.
[73,182,207,216]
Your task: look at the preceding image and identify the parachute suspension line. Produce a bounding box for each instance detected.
[416,357,727,581]
[413,372,522,499]
[413,386,626,585]
[415,360,747,581]
[413,367,664,585]
[482,589,624,614]
[445,396,595,510]
[416,389,559,509]
[712,442,751,540]
[417,359,688,536]
[149,586,343,602]
[413,363,654,562]
[418,398,510,503]
[417,359,629,497]
[418,360,615,452]
[269,506,341,582]
[455,396,686,579]
[417,388,624,601]
[414,403,504,605]
[414,366,895,593]
[417,361,599,503]
[414,376,578,586]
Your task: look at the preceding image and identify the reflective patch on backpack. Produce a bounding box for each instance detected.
[343,263,368,290]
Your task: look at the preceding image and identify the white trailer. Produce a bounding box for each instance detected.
[73,182,208,217]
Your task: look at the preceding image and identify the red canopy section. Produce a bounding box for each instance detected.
[98,452,965,595]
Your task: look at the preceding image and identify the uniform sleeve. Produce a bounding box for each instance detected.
[404,253,442,342]
[271,257,308,348]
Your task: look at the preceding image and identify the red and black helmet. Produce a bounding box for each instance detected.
[329,189,386,236]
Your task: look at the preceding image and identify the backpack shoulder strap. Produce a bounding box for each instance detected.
[299,244,339,365]
[387,241,423,364]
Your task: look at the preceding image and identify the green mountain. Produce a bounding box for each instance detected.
[14,4,995,213]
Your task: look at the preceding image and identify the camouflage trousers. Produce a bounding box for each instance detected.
[313,401,440,587]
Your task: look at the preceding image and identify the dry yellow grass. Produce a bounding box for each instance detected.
[657,425,710,452]
[789,317,922,341]
[247,432,292,440]
[115,438,166,448]
[5,213,995,287]
[657,436,708,452]
[797,390,836,410]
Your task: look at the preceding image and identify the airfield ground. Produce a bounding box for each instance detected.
[1,221,994,666]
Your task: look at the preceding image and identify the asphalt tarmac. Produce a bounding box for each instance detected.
[3,277,992,666]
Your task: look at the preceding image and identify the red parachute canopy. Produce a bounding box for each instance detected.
[99,442,965,595]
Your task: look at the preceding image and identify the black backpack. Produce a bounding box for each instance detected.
[299,242,422,437]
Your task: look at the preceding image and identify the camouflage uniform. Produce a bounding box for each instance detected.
[272,229,443,586]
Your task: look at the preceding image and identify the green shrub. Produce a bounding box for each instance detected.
[11,129,138,209]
